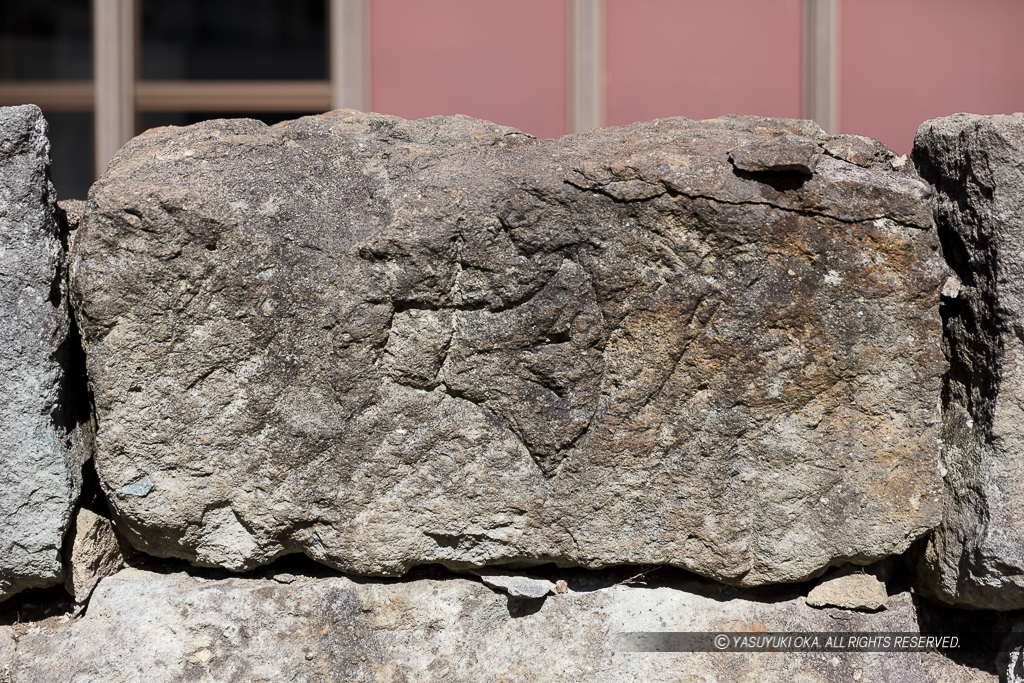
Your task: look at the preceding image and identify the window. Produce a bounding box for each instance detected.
[1,0,92,197]
[0,0,346,198]
[5,0,1018,197]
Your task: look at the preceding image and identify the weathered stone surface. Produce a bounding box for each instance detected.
[0,105,77,602]
[913,113,1024,610]
[62,508,126,602]
[56,199,86,232]
[728,135,820,174]
[999,623,1024,683]
[3,568,995,682]
[0,628,14,683]
[472,568,555,598]
[806,572,888,611]
[71,111,946,585]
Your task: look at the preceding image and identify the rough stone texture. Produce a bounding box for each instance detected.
[0,628,14,683]
[806,572,888,611]
[913,113,1024,610]
[71,111,946,585]
[999,623,1024,683]
[57,199,87,258]
[62,508,126,602]
[56,199,86,232]
[472,568,555,598]
[1004,651,1023,683]
[2,568,995,682]
[0,105,77,602]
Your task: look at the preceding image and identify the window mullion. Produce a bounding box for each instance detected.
[93,0,135,177]
[803,0,839,133]
[329,0,369,111]
[569,0,604,134]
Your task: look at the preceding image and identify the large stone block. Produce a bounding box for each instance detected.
[914,113,1024,610]
[0,105,77,602]
[70,112,945,585]
[3,568,994,682]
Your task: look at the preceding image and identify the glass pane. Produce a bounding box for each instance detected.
[142,0,327,80]
[0,0,91,80]
[46,110,93,200]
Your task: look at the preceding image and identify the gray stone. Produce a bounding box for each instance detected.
[57,199,86,258]
[0,105,77,602]
[729,135,820,174]
[806,572,888,611]
[116,477,153,498]
[56,199,86,232]
[4,568,995,682]
[913,113,1024,610]
[0,627,14,683]
[821,134,905,170]
[70,111,946,585]
[62,508,126,602]
[472,568,555,598]
[999,623,1024,683]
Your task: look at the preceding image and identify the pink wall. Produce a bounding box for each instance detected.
[605,0,803,126]
[841,0,1024,154]
[371,0,568,139]
[369,0,1024,148]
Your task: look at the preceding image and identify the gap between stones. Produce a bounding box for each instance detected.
[9,162,1002,677]
[2,541,1019,678]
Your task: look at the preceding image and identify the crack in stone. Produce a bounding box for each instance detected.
[566,177,930,232]
[382,262,603,477]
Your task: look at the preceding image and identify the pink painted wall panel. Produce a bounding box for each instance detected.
[605,0,803,126]
[841,0,1024,154]
[371,0,567,139]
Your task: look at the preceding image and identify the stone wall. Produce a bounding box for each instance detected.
[0,105,79,603]
[2,104,1024,681]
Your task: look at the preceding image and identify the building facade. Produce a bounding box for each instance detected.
[2,0,1023,198]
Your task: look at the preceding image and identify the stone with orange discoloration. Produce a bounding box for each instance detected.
[71,112,945,586]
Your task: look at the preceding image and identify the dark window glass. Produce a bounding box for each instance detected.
[141,111,317,131]
[0,0,91,80]
[46,110,93,200]
[142,0,327,80]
